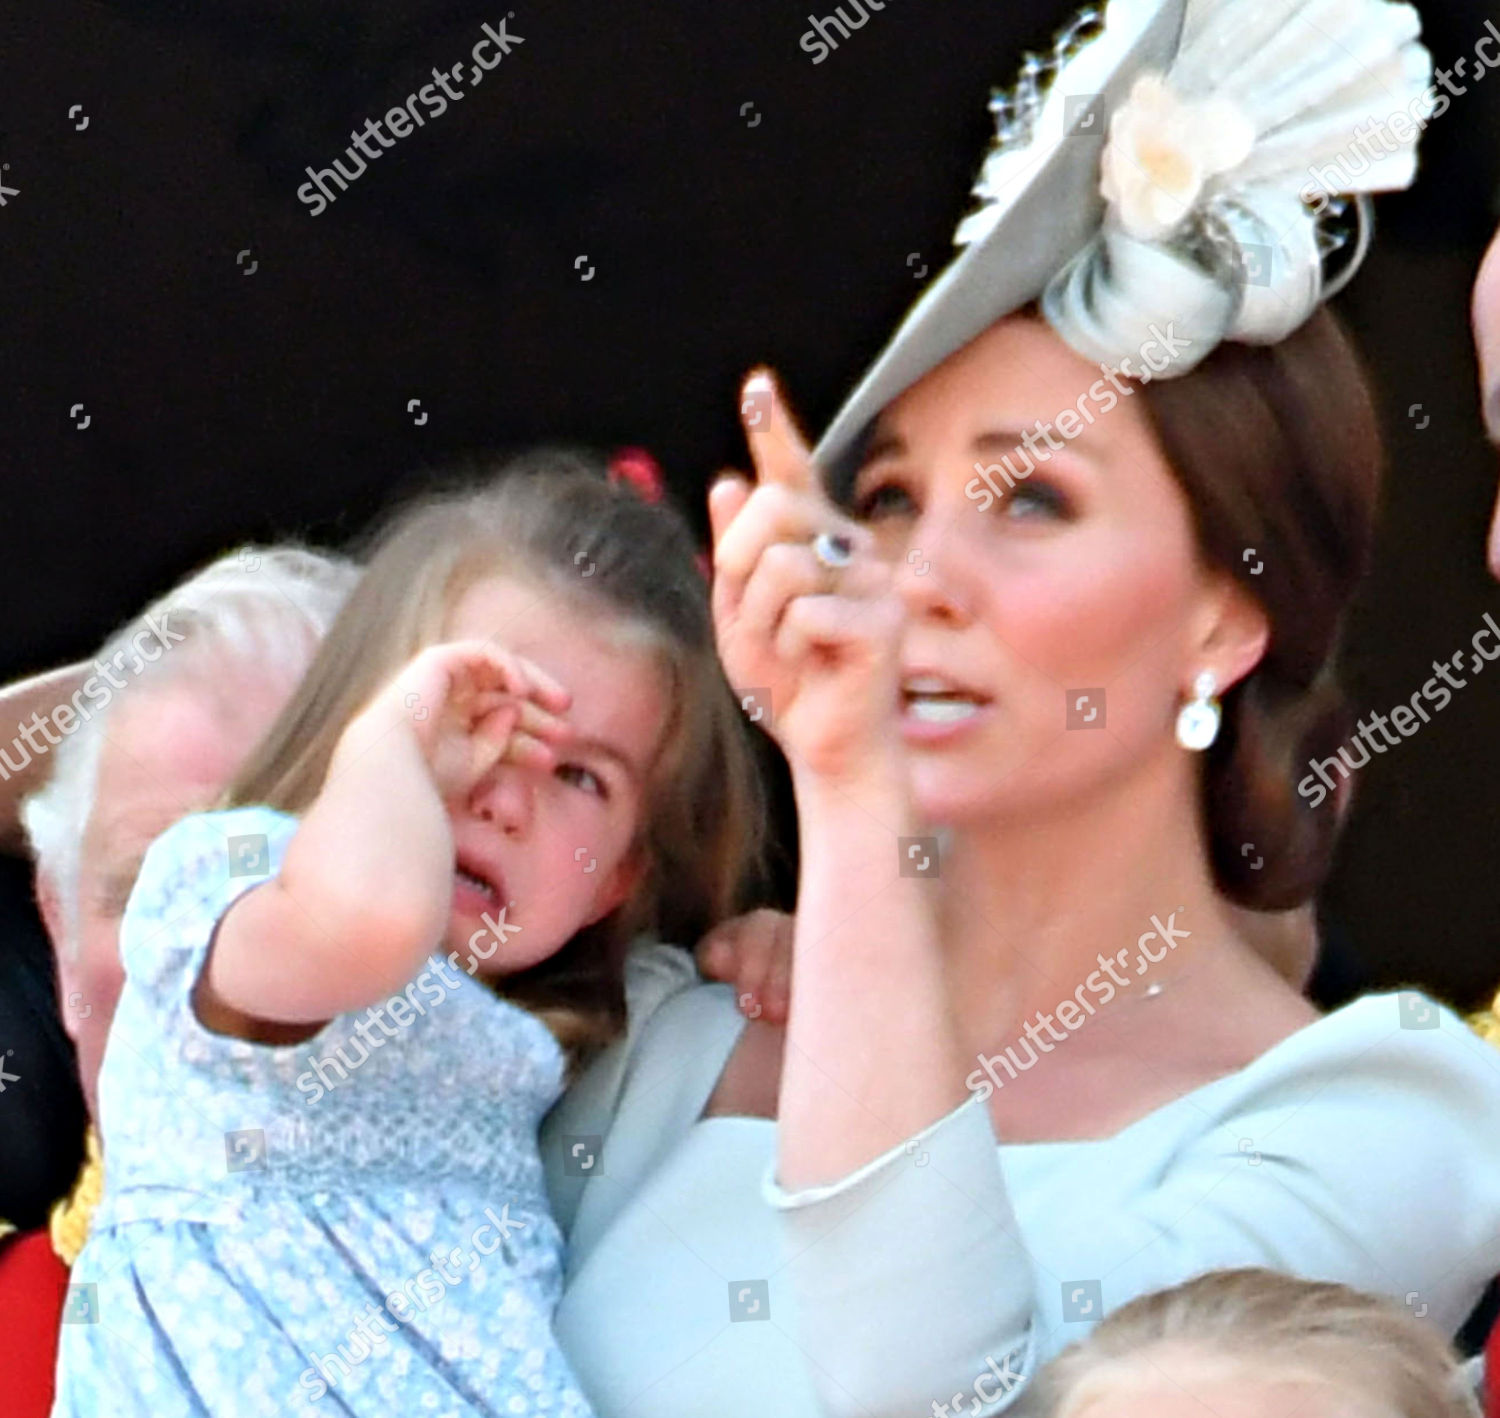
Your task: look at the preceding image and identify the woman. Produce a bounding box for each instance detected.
[541,0,1500,1414]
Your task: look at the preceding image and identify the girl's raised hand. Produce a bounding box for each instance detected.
[709,371,904,785]
[371,640,575,801]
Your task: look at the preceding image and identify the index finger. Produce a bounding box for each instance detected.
[740,370,821,497]
[459,642,572,715]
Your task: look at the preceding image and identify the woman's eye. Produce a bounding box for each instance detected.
[1000,481,1072,521]
[556,762,607,798]
[853,480,915,521]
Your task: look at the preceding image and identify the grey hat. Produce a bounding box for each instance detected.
[813,0,1433,493]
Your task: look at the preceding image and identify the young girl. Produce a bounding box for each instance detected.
[51,453,763,1417]
[1022,1268,1483,1418]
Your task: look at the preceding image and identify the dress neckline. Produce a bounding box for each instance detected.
[693,993,1416,1150]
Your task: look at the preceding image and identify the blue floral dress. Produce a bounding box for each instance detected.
[52,807,595,1418]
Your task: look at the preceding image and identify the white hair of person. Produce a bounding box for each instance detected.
[21,545,358,957]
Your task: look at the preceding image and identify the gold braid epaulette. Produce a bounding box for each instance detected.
[48,1126,103,1266]
[1471,987,1500,1051]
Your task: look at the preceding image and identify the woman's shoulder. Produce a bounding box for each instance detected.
[600,941,748,1112]
[1246,988,1495,1069]
[542,940,748,1244]
[1180,988,1500,1140]
[544,939,744,1140]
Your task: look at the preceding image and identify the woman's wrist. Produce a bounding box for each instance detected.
[790,753,914,831]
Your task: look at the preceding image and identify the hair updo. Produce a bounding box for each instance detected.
[1136,307,1381,910]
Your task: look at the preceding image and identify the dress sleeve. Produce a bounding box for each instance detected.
[766,1094,1034,1418]
[762,998,1500,1418]
[117,806,300,1027]
[1020,1002,1500,1342]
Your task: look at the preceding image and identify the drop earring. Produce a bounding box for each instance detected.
[1175,671,1220,751]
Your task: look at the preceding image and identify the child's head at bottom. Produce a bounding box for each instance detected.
[1028,1268,1480,1418]
[228,449,765,1061]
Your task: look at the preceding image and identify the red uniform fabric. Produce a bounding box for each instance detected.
[0,1230,66,1418]
[1487,1310,1499,1417]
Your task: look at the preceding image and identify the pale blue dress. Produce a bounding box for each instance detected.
[52,806,594,1418]
[543,945,1500,1418]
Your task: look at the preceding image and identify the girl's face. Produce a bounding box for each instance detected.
[438,574,665,972]
[848,315,1260,827]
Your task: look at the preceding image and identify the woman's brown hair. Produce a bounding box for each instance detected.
[1030,1267,1480,1418]
[224,450,766,1062]
[1136,307,1380,910]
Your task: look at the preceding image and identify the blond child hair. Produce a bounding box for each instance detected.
[1028,1267,1481,1418]
[226,449,766,1059]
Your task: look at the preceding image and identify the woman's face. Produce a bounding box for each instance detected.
[848,314,1254,827]
[1472,220,1500,576]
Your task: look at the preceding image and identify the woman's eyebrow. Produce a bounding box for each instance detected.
[973,429,1037,453]
[867,428,1060,462]
[859,430,906,465]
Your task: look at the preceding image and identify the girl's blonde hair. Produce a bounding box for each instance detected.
[224,450,766,1062]
[1032,1268,1480,1418]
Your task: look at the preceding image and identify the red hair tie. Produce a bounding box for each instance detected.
[607,448,665,504]
[607,446,713,582]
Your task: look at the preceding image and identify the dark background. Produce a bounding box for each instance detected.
[2,0,1498,1015]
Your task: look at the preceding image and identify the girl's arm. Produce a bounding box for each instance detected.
[200,642,572,1026]
[709,375,968,1191]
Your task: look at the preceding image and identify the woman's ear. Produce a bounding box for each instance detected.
[1195,572,1271,694]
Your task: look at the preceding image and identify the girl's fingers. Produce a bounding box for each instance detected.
[763,947,791,1027]
[489,651,571,714]
[734,952,770,1021]
[517,700,574,745]
[471,693,562,739]
[469,701,522,765]
[511,659,571,714]
[451,642,571,714]
[502,730,556,771]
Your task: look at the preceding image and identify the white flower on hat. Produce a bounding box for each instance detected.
[1099,73,1256,242]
